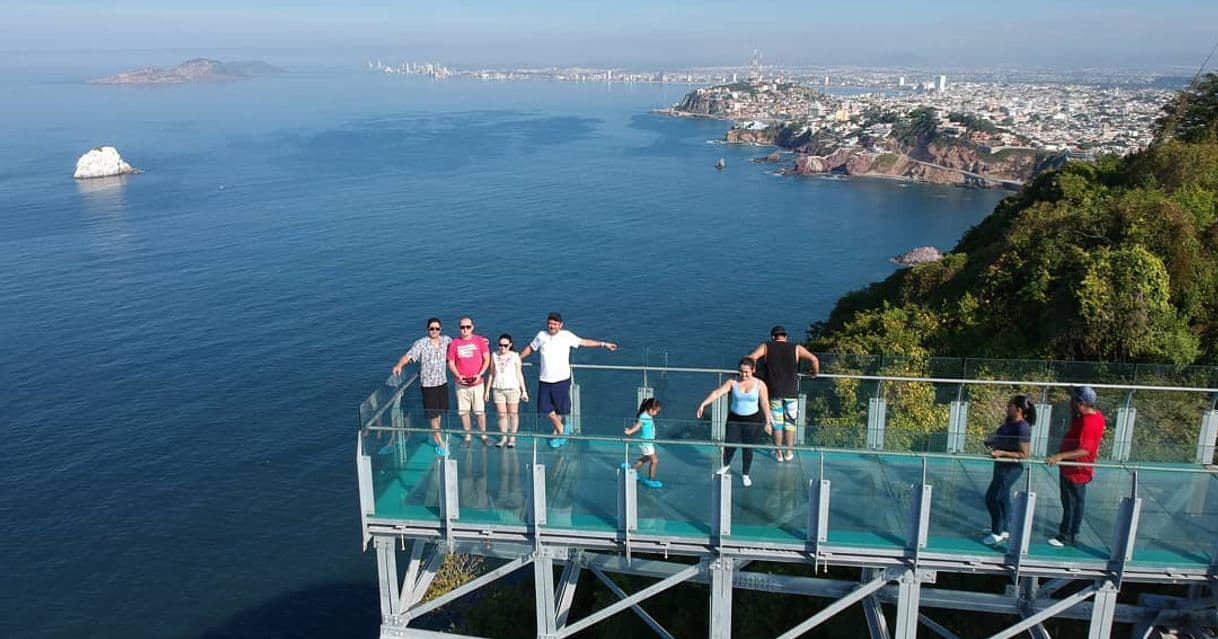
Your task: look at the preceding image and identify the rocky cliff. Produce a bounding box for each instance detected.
[786,139,1064,188]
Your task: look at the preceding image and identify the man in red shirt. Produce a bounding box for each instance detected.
[1046,386,1106,547]
[447,316,491,446]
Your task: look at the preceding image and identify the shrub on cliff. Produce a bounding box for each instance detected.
[813,77,1218,366]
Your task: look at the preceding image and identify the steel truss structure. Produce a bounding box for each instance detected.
[357,364,1218,638]
[361,457,1218,638]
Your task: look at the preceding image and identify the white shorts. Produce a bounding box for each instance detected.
[638,443,656,456]
[492,388,521,405]
[456,383,485,414]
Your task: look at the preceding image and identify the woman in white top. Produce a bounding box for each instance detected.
[485,333,529,447]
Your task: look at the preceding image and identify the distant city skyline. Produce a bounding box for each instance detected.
[3,0,1217,71]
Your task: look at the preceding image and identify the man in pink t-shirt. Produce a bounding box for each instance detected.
[1046,385,1106,548]
[447,316,491,445]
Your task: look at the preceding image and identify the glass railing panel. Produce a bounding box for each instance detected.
[364,421,446,521]
[535,433,622,534]
[821,451,910,550]
[962,380,1045,456]
[925,455,1001,553]
[635,438,719,540]
[882,379,952,453]
[1133,468,1218,568]
[802,376,877,449]
[725,443,809,544]
[1127,389,1210,463]
[450,424,534,527]
[1024,464,1127,562]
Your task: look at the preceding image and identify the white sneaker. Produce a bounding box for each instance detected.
[981,532,1009,546]
[741,475,753,487]
[717,465,731,475]
[1047,536,1068,548]
[784,450,795,462]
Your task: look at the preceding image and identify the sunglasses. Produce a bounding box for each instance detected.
[428,326,441,331]
[498,343,511,348]
[459,325,473,329]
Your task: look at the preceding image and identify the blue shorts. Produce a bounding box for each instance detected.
[537,379,572,415]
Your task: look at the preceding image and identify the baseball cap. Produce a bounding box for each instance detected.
[770,325,788,337]
[547,311,563,323]
[1071,386,1097,405]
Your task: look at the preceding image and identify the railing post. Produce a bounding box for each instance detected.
[618,467,638,542]
[712,470,732,545]
[637,385,654,408]
[534,550,558,638]
[1196,406,1218,465]
[1031,402,1052,458]
[529,464,547,527]
[570,382,582,434]
[1111,390,1135,461]
[711,394,728,441]
[1108,472,1142,585]
[797,393,808,445]
[947,400,969,453]
[807,477,830,556]
[867,397,887,451]
[439,457,460,529]
[1005,477,1037,578]
[906,462,932,563]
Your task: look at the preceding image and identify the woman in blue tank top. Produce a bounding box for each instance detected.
[696,357,774,487]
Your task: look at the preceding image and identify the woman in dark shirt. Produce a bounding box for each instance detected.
[981,395,1036,546]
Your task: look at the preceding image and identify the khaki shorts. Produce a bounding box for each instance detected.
[456,383,485,414]
[492,387,522,405]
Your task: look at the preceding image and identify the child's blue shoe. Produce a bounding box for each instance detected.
[641,478,663,488]
[433,445,448,457]
[620,463,630,471]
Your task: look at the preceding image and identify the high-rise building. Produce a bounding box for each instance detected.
[937,75,947,92]
[824,75,830,86]
[899,76,906,87]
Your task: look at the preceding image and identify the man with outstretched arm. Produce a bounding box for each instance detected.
[518,312,618,448]
[747,325,821,462]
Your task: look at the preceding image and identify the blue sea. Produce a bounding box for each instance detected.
[0,51,1004,638]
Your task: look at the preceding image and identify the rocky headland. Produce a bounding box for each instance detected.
[91,58,283,85]
[74,146,139,179]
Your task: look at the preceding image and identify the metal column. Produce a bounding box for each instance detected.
[946,400,969,454]
[569,383,582,434]
[1031,403,1052,457]
[1196,408,1218,465]
[867,397,888,451]
[708,557,734,639]
[534,552,558,639]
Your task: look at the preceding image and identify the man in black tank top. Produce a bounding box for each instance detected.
[747,326,821,462]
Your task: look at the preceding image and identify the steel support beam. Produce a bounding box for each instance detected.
[554,562,581,629]
[406,555,534,623]
[864,594,892,639]
[1005,488,1036,577]
[708,558,733,639]
[590,567,676,639]
[375,536,401,621]
[985,583,1097,639]
[711,394,727,441]
[528,464,547,527]
[569,383,581,434]
[894,570,922,639]
[807,477,830,556]
[409,548,446,607]
[712,470,732,543]
[917,613,960,639]
[556,561,704,638]
[775,572,891,639]
[535,552,558,638]
[1088,580,1119,639]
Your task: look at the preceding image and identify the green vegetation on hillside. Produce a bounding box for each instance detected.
[812,74,1218,368]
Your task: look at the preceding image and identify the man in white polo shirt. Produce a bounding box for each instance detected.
[519,311,617,448]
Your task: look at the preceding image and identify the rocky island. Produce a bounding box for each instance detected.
[91,58,283,85]
[74,146,139,179]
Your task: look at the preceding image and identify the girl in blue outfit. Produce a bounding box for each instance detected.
[981,395,1036,546]
[623,397,663,488]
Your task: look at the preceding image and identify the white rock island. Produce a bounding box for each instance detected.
[74,146,140,179]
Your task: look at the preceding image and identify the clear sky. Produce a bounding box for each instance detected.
[2,0,1216,70]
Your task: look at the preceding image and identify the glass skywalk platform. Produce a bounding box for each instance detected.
[356,361,1218,638]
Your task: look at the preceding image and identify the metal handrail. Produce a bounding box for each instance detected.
[361,423,1218,474]
[568,363,1218,394]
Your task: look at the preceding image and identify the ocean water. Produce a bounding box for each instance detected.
[0,53,1005,638]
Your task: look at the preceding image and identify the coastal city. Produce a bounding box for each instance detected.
[370,58,1177,161]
